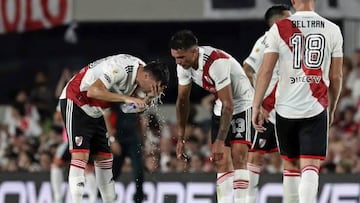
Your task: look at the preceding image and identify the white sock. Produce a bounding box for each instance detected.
[69,159,87,203]
[233,169,249,203]
[283,169,300,203]
[86,170,98,203]
[246,163,260,203]
[217,171,234,203]
[299,166,319,203]
[95,159,115,203]
[51,165,64,203]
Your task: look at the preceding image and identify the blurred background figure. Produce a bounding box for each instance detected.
[106,106,145,203]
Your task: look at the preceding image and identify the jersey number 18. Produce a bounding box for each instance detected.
[290,33,325,69]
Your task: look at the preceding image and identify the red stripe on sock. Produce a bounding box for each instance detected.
[301,165,319,174]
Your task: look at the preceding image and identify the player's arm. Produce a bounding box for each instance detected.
[87,79,134,103]
[216,85,234,141]
[210,60,234,141]
[252,52,278,132]
[328,57,343,123]
[253,53,278,109]
[176,84,192,141]
[243,62,256,86]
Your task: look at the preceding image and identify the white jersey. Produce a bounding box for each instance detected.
[244,32,267,73]
[177,46,254,116]
[244,32,279,123]
[60,54,146,118]
[265,11,343,118]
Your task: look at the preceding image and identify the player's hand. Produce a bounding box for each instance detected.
[147,83,166,99]
[176,138,188,162]
[262,107,270,123]
[252,107,266,132]
[110,140,121,156]
[329,111,335,126]
[125,97,148,109]
[210,140,225,162]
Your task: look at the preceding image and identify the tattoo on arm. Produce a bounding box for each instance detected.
[216,106,233,141]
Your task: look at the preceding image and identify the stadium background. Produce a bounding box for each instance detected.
[0,0,360,202]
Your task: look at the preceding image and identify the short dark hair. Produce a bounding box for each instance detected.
[169,30,198,50]
[143,61,170,87]
[264,4,290,26]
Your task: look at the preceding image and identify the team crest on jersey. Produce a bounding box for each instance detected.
[259,138,267,148]
[75,136,83,146]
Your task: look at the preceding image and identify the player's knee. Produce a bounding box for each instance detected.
[214,157,232,172]
[52,158,64,167]
[71,152,90,161]
[247,152,264,166]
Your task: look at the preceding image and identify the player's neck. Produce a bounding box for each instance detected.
[192,50,200,70]
[295,3,314,12]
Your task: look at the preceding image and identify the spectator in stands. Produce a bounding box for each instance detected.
[30,71,55,123]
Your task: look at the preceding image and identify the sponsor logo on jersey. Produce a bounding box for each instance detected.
[75,136,83,146]
[235,132,243,138]
[289,75,321,84]
[124,65,134,74]
[104,74,111,83]
[218,77,228,85]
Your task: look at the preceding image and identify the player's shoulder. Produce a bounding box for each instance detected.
[253,32,268,47]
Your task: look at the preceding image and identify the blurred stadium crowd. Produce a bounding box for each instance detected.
[0,49,359,175]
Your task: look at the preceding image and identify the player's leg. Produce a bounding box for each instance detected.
[85,161,98,203]
[276,113,300,203]
[215,147,234,203]
[112,140,126,180]
[51,142,69,203]
[69,152,90,203]
[298,110,327,203]
[282,160,300,203]
[246,151,262,203]
[60,99,91,203]
[128,141,145,203]
[92,117,116,203]
[230,109,253,203]
[246,120,278,203]
[211,114,234,203]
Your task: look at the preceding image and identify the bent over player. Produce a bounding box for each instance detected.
[170,30,254,203]
[59,54,169,203]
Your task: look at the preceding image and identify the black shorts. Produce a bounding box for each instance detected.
[60,99,111,157]
[275,110,328,161]
[250,121,278,153]
[211,108,254,147]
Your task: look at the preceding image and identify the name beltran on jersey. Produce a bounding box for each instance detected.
[292,20,325,28]
[290,75,322,84]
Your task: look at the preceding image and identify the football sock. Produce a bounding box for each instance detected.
[85,170,98,203]
[95,159,116,203]
[283,169,300,203]
[69,159,87,203]
[246,163,261,203]
[299,165,319,203]
[234,169,249,203]
[216,171,234,203]
[51,165,64,203]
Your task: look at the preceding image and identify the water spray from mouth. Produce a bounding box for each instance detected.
[147,92,165,109]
